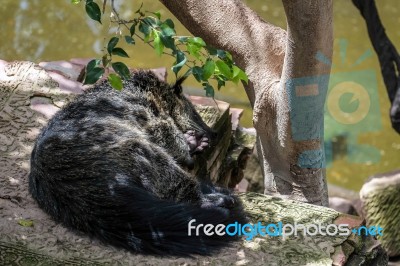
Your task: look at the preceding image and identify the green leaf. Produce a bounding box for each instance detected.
[152,11,161,19]
[124,35,135,45]
[159,33,176,51]
[85,1,101,24]
[129,23,136,36]
[206,46,217,56]
[108,73,123,91]
[112,62,130,80]
[139,21,151,39]
[217,78,226,90]
[112,47,129,58]
[172,51,186,75]
[203,83,215,97]
[202,60,215,80]
[160,23,175,37]
[220,51,233,65]
[107,37,119,54]
[142,17,158,27]
[84,66,104,85]
[191,66,203,82]
[86,59,98,72]
[226,51,233,61]
[18,219,34,227]
[215,60,232,79]
[153,33,164,56]
[71,0,81,4]
[165,18,175,29]
[232,65,248,84]
[178,37,188,43]
[232,65,240,84]
[217,49,227,59]
[232,65,240,78]
[188,37,206,47]
[187,43,201,59]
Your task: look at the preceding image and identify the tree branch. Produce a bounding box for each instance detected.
[159,0,286,104]
[161,0,333,206]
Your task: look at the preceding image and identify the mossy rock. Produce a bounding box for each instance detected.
[360,170,400,257]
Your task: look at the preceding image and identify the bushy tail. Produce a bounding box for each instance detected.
[30,176,246,256]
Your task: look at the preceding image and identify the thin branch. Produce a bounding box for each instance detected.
[108,1,193,69]
[102,0,107,14]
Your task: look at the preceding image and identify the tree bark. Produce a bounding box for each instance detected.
[160,0,333,206]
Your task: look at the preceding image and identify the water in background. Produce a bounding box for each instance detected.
[1,0,399,190]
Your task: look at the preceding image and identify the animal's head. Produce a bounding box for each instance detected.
[127,71,217,144]
[168,77,217,141]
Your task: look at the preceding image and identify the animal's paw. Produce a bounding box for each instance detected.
[184,130,210,154]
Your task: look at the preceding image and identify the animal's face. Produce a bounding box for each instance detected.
[168,79,217,143]
[127,71,217,158]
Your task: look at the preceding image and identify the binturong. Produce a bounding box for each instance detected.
[29,70,246,256]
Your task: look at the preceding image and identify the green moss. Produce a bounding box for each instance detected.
[363,185,400,256]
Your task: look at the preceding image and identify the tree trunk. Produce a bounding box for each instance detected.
[159,0,333,206]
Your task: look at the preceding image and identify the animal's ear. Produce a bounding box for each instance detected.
[172,76,187,95]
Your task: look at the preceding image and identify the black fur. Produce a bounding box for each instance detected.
[29,71,246,256]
